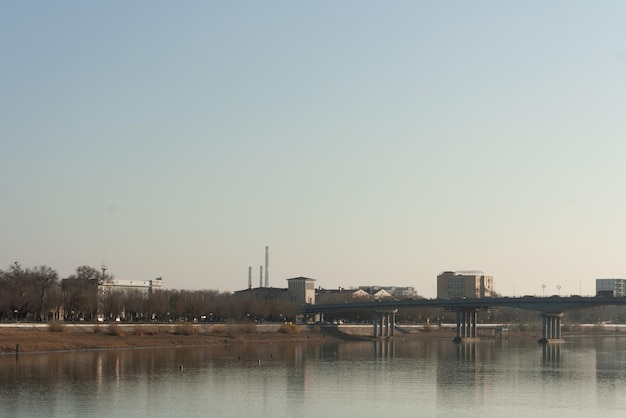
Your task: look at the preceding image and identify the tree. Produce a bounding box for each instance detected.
[100,289,125,321]
[125,290,148,321]
[62,267,100,321]
[29,265,60,320]
[1,262,27,319]
[73,265,101,282]
[0,262,60,321]
[146,290,169,321]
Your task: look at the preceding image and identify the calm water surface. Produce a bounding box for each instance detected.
[1,336,626,417]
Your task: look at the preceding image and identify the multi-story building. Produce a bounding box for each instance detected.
[60,276,164,321]
[436,270,494,299]
[596,278,626,297]
[98,277,163,297]
[287,277,316,305]
[232,277,316,324]
[316,288,374,304]
[234,277,316,305]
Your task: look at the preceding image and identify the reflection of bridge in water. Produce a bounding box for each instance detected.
[304,296,626,343]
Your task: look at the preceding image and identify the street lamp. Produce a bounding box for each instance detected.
[542,284,546,297]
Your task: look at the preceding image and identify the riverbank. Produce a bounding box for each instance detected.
[3,322,623,354]
[0,323,456,353]
[0,324,316,353]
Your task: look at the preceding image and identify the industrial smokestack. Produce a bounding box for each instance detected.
[259,266,263,288]
[248,266,252,290]
[265,246,269,288]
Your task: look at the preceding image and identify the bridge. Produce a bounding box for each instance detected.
[304,296,626,343]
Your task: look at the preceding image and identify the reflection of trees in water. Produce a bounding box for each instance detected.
[2,342,355,389]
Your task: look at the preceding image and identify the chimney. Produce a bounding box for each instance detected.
[265,246,269,288]
[259,266,263,288]
[248,266,252,290]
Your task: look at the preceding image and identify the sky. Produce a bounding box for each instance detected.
[2,1,626,296]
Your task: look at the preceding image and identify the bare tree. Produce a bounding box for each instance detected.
[125,290,148,321]
[100,289,125,321]
[0,262,59,321]
[63,266,101,320]
[29,265,59,320]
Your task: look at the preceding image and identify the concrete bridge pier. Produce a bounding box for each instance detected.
[453,308,480,343]
[373,309,397,338]
[538,312,564,344]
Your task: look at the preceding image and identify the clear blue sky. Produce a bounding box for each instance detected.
[2,1,626,295]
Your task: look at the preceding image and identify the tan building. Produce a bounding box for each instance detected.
[234,277,316,305]
[287,277,316,304]
[437,271,494,299]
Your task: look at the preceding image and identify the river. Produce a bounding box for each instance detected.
[1,336,626,417]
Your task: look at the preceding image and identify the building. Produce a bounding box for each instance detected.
[60,276,164,321]
[96,277,164,321]
[98,277,163,297]
[596,278,626,297]
[287,277,316,304]
[316,287,371,304]
[315,285,418,304]
[233,286,288,300]
[437,271,494,299]
[232,277,315,324]
[234,277,315,305]
[358,285,418,299]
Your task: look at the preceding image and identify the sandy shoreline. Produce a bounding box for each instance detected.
[0,323,457,354]
[2,323,623,354]
[1,330,328,354]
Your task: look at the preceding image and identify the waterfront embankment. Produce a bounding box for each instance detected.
[0,323,456,353]
[3,322,624,354]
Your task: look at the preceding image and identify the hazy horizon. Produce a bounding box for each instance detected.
[3,2,626,296]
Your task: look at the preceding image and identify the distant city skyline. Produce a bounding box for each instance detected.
[3,2,626,297]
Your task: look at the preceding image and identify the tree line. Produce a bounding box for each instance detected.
[0,263,296,323]
[2,262,626,325]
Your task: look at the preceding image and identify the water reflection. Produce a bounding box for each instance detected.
[455,342,477,362]
[2,338,626,417]
[372,339,395,359]
[592,337,626,411]
[542,343,562,366]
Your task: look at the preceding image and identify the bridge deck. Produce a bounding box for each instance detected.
[304,296,626,315]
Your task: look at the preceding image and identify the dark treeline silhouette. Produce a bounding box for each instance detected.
[0,262,60,321]
[0,263,296,323]
[2,263,626,325]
